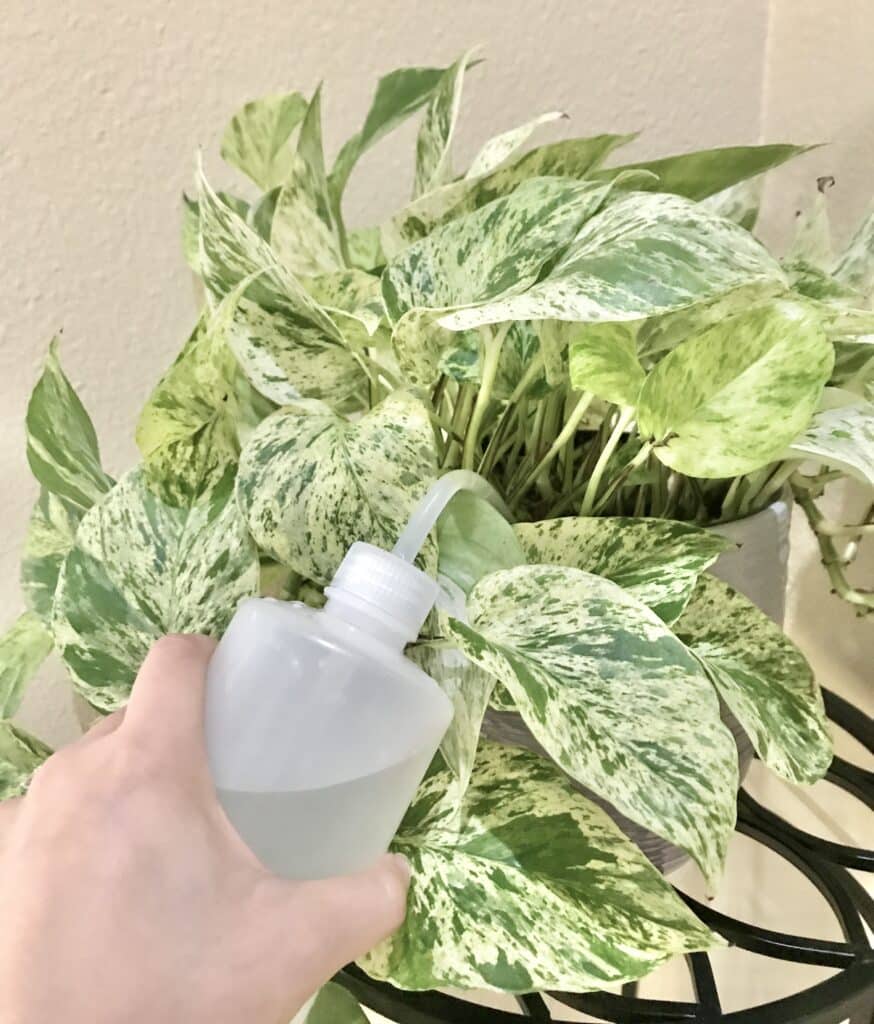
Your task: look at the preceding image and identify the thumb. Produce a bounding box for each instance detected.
[261,854,411,993]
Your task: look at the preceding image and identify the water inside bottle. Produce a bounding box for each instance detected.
[217,746,432,879]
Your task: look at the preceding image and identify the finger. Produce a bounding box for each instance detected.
[122,635,216,755]
[263,854,411,988]
[77,708,125,746]
[0,797,21,848]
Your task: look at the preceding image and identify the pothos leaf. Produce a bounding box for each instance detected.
[437,191,786,331]
[590,143,813,201]
[329,65,447,204]
[446,565,738,888]
[382,177,615,322]
[236,392,438,584]
[699,176,763,230]
[638,299,833,478]
[26,339,113,512]
[136,287,251,504]
[361,742,721,992]
[220,91,308,191]
[568,322,645,406]
[412,51,474,199]
[21,489,81,623]
[674,575,832,784]
[305,982,368,1024]
[270,86,345,277]
[305,269,385,350]
[383,133,632,258]
[0,613,53,719]
[437,491,525,595]
[514,516,732,624]
[410,643,494,796]
[785,396,874,486]
[52,468,259,711]
[832,205,874,301]
[465,111,568,179]
[0,721,52,800]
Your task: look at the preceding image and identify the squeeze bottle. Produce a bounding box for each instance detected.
[204,472,508,880]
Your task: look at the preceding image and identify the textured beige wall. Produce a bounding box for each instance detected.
[1,0,773,743]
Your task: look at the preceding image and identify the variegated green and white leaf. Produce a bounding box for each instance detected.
[460,132,636,211]
[136,295,246,504]
[638,299,832,478]
[446,565,737,886]
[305,269,385,349]
[590,143,812,201]
[220,91,308,191]
[438,191,786,331]
[383,177,615,323]
[52,468,259,710]
[568,322,645,406]
[248,187,280,240]
[181,193,201,271]
[465,111,568,179]
[329,65,447,203]
[237,392,438,584]
[347,225,384,272]
[305,982,367,1024]
[361,742,721,992]
[831,336,874,395]
[26,339,113,512]
[196,164,340,339]
[411,642,494,795]
[0,721,52,801]
[514,516,731,623]
[412,51,473,199]
[383,132,635,259]
[270,86,344,277]
[223,296,367,408]
[674,575,832,784]
[785,396,874,486]
[699,176,763,230]
[0,613,53,719]
[437,491,524,595]
[832,206,874,302]
[21,489,80,622]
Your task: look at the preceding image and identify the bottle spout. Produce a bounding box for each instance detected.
[391,470,512,564]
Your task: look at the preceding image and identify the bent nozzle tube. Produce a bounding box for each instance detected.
[392,470,512,563]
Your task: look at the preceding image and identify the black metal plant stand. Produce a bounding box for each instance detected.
[339,689,874,1024]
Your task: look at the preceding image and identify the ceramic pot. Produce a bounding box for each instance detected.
[481,497,793,874]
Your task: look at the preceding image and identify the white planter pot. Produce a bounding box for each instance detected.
[481,498,793,874]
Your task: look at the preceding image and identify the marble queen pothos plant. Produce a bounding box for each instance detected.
[2,52,871,999]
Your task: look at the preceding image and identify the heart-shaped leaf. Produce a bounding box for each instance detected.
[26,340,113,513]
[785,395,874,486]
[833,206,873,301]
[305,982,368,1024]
[514,516,731,623]
[236,392,438,584]
[21,489,81,623]
[412,52,474,198]
[437,191,785,331]
[674,575,832,784]
[465,111,568,180]
[361,742,721,992]
[0,613,53,719]
[220,91,308,191]
[53,468,259,711]
[437,491,524,595]
[270,86,345,277]
[568,322,645,406]
[638,299,833,478]
[446,565,738,887]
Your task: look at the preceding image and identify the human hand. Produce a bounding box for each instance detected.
[0,635,409,1024]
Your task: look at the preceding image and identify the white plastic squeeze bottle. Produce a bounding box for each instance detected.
[205,471,509,880]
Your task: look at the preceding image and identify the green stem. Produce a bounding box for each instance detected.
[580,407,635,516]
[592,441,655,515]
[462,326,506,470]
[509,392,594,502]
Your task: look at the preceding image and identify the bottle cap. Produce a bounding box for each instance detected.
[324,542,439,645]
